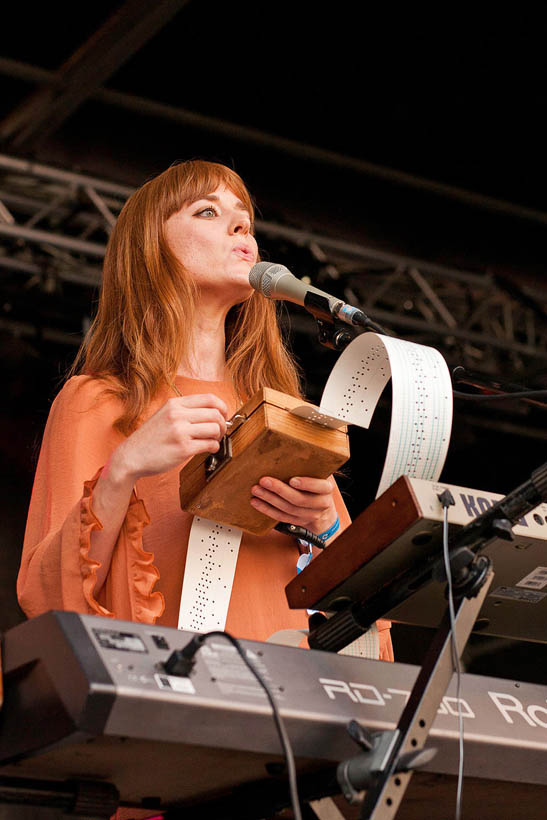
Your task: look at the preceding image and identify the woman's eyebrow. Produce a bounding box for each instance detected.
[192,194,249,211]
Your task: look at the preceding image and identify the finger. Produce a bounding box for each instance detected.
[250,496,297,523]
[250,495,325,528]
[256,476,333,508]
[189,438,220,455]
[168,405,227,437]
[175,393,228,417]
[251,485,330,518]
[188,422,223,440]
[185,407,227,435]
[288,476,335,494]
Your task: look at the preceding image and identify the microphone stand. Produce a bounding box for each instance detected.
[302,292,390,350]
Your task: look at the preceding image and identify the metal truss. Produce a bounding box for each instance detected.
[4,56,547,230]
[0,153,546,388]
[260,222,547,375]
[337,255,547,375]
[0,1,192,152]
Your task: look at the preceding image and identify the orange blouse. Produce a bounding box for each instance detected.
[18,375,393,660]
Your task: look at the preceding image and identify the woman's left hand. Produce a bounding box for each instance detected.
[250,475,337,536]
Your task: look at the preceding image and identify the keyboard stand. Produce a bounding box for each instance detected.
[303,462,547,817]
[336,566,494,820]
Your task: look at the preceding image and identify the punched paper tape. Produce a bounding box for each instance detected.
[178,517,243,632]
[320,332,453,497]
[265,622,379,658]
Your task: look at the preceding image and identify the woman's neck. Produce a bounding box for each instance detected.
[177,308,228,381]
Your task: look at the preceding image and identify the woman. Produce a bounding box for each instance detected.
[18,160,392,660]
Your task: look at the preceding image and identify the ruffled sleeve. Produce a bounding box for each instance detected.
[18,376,164,623]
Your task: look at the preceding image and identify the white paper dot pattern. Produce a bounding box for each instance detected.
[321,340,390,425]
[338,622,380,659]
[177,517,243,633]
[320,333,453,498]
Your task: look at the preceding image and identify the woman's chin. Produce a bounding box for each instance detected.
[198,279,254,311]
[228,269,256,296]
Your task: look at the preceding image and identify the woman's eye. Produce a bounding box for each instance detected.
[196,206,218,217]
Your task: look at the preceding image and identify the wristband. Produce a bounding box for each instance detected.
[317,516,340,541]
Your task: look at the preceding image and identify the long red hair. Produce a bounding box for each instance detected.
[70,160,301,433]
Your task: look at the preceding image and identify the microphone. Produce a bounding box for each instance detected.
[249,262,368,327]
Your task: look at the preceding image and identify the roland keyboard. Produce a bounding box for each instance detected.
[1,611,546,810]
[286,475,547,643]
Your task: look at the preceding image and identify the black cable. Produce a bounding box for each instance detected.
[453,389,547,401]
[177,630,303,820]
[364,319,395,336]
[351,311,394,336]
[438,491,464,820]
[274,522,326,549]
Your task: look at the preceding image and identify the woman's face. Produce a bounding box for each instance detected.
[164,185,258,306]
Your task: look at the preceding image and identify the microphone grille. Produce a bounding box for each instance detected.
[249,262,287,298]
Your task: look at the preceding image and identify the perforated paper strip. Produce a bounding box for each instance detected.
[178,517,243,632]
[319,333,453,497]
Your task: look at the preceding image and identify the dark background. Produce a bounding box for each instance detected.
[0,2,545,681]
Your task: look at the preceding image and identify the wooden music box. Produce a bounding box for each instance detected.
[179,388,349,535]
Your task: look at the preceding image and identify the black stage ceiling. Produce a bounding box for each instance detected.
[0,2,546,677]
[1,2,547,279]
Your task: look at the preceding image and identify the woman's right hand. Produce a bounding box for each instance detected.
[110,394,228,483]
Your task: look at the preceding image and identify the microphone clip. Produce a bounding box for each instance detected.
[316,318,355,351]
[304,291,390,349]
[304,292,356,350]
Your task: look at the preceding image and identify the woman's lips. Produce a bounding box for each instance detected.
[233,245,255,262]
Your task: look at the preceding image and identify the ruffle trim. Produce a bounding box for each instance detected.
[79,469,165,623]
[125,496,165,623]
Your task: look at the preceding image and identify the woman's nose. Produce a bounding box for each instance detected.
[229,213,250,234]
